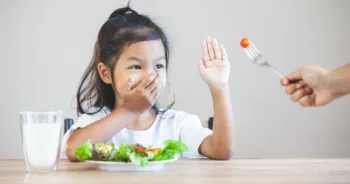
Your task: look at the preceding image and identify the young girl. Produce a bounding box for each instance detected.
[62,5,234,161]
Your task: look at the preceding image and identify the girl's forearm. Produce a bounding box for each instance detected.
[66,105,139,161]
[209,84,235,159]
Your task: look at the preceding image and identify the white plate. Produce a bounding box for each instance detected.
[85,158,178,171]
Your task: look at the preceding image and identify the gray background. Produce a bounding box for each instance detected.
[1,0,349,158]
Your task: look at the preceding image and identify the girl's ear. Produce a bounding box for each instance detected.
[97,62,112,84]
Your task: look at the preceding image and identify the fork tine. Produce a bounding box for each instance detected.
[244,48,254,60]
[247,46,259,60]
[250,42,263,56]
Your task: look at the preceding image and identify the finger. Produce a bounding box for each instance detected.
[295,80,307,89]
[220,44,228,61]
[136,73,157,91]
[285,83,298,95]
[198,58,206,69]
[280,77,289,86]
[290,88,313,102]
[202,40,210,62]
[285,70,303,83]
[212,38,221,60]
[145,74,160,93]
[206,37,215,61]
[150,83,162,98]
[152,88,162,102]
[299,94,316,107]
[129,79,143,93]
[153,85,163,101]
[285,81,309,94]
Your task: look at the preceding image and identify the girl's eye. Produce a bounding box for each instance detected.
[130,65,141,70]
[155,64,164,69]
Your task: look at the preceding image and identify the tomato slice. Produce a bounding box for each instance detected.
[134,145,146,153]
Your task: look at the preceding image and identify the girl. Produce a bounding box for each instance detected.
[62,5,234,161]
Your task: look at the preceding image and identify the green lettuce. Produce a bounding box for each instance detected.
[153,140,188,161]
[129,152,148,167]
[163,140,188,152]
[73,139,93,161]
[112,143,134,162]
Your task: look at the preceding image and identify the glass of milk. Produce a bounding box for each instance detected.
[20,111,63,172]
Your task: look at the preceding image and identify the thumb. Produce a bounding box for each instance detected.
[281,70,303,86]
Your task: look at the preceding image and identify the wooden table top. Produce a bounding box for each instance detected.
[0,159,350,184]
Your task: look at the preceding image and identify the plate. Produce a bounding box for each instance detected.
[85,158,178,171]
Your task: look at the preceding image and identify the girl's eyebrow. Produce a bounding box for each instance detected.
[127,56,143,63]
[153,56,165,62]
[127,56,165,63]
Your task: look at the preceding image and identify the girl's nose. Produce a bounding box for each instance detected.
[142,70,157,78]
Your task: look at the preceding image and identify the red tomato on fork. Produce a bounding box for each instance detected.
[240,38,250,48]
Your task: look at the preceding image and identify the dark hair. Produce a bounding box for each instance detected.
[76,4,174,116]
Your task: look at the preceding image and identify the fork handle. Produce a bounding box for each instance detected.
[266,63,285,78]
[266,64,298,84]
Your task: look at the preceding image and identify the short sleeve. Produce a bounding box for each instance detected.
[60,108,110,158]
[179,114,212,156]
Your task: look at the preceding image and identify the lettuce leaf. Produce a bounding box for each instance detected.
[73,139,93,161]
[94,143,105,150]
[129,152,148,167]
[152,140,188,161]
[153,149,176,161]
[163,140,188,152]
[146,151,155,160]
[113,143,134,162]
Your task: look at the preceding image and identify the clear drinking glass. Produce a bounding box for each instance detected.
[20,111,63,172]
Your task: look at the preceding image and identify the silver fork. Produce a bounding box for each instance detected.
[243,39,285,78]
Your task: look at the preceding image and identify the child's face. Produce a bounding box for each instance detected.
[113,40,167,101]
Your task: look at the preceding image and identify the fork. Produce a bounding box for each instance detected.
[241,38,285,78]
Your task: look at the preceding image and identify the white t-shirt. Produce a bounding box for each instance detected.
[61,107,212,158]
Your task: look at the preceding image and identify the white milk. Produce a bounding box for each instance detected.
[22,124,62,167]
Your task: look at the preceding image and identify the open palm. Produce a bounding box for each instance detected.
[199,38,230,86]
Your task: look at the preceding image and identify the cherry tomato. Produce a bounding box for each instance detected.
[240,38,249,48]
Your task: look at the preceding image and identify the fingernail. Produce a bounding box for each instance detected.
[296,83,301,89]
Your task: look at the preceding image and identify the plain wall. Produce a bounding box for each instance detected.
[1,0,350,158]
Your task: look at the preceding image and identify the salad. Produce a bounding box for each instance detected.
[73,139,188,167]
